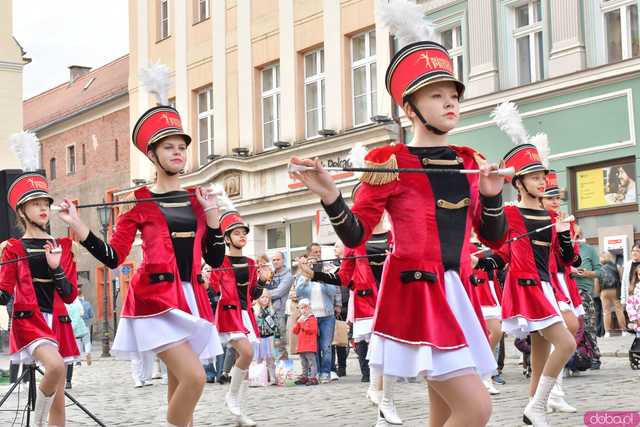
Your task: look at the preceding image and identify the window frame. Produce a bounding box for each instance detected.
[261,64,281,151]
[511,0,545,85]
[601,0,639,62]
[435,12,468,85]
[304,49,326,139]
[196,86,214,166]
[158,0,170,42]
[351,29,377,127]
[49,157,56,181]
[194,0,210,24]
[65,144,76,176]
[265,219,314,270]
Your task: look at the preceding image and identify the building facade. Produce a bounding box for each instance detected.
[125,0,640,266]
[23,55,134,327]
[0,0,29,169]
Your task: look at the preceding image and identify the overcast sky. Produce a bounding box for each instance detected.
[13,0,129,99]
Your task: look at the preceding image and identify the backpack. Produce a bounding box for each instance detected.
[600,263,620,290]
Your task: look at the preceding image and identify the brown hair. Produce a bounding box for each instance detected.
[631,265,640,296]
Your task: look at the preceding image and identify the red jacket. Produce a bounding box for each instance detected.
[210,256,259,335]
[498,206,571,322]
[293,315,318,353]
[558,222,583,311]
[0,238,79,359]
[350,144,505,350]
[108,187,214,321]
[470,267,503,307]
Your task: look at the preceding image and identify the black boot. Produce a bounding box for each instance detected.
[355,341,370,382]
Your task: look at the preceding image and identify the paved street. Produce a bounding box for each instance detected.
[0,335,637,426]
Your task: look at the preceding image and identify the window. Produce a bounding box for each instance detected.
[512,0,544,85]
[265,219,313,268]
[114,139,119,162]
[81,143,86,166]
[197,86,214,166]
[158,0,170,41]
[66,145,76,175]
[261,64,281,150]
[304,49,326,139]
[603,0,640,63]
[194,0,210,23]
[352,30,377,126]
[49,158,56,181]
[440,25,464,83]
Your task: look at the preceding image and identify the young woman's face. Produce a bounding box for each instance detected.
[226,228,247,248]
[149,136,188,173]
[618,167,630,186]
[404,81,460,133]
[21,198,51,228]
[258,293,270,307]
[541,195,562,211]
[518,172,547,198]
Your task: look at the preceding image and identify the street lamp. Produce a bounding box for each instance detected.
[97,201,112,358]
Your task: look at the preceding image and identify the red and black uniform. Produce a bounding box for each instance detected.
[470,245,503,320]
[0,172,79,364]
[322,143,506,379]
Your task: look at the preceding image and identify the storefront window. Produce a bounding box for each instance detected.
[571,157,637,217]
[265,220,313,267]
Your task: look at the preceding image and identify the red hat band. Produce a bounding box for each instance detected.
[544,170,560,197]
[220,211,249,235]
[385,41,465,107]
[502,144,548,183]
[132,106,192,154]
[8,173,53,211]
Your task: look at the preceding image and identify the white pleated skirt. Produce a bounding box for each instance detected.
[353,317,374,342]
[11,313,78,365]
[112,281,223,362]
[502,281,564,339]
[367,271,497,381]
[218,310,259,345]
[556,273,585,317]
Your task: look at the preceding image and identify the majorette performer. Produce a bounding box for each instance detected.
[469,234,504,396]
[540,168,583,414]
[289,1,508,425]
[478,110,577,426]
[298,182,391,407]
[0,132,80,427]
[209,210,265,427]
[58,64,224,427]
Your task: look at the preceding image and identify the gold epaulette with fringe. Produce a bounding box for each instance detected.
[359,145,401,186]
[116,192,138,216]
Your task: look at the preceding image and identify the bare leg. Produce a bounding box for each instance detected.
[561,310,579,337]
[229,338,254,370]
[48,367,66,426]
[428,374,492,427]
[158,342,206,426]
[32,344,65,427]
[428,383,451,427]
[529,332,550,397]
[485,319,502,351]
[540,322,576,378]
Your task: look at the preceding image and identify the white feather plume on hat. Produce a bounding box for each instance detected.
[491,101,529,146]
[138,61,171,106]
[375,0,434,47]
[9,131,40,172]
[529,133,550,168]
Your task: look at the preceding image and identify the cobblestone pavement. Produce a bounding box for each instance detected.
[0,335,637,426]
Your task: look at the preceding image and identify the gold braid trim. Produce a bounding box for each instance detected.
[360,154,399,186]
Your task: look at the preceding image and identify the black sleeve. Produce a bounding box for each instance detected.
[572,254,582,268]
[312,271,343,287]
[202,227,225,268]
[80,231,119,269]
[251,283,266,300]
[557,230,575,263]
[476,253,506,273]
[0,290,11,306]
[50,266,73,298]
[477,193,507,243]
[321,193,364,248]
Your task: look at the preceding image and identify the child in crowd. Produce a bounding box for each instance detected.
[253,289,278,384]
[626,265,640,335]
[293,298,318,386]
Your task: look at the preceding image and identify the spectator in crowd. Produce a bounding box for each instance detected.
[77,285,94,365]
[621,242,640,308]
[293,298,319,386]
[572,225,602,369]
[65,297,89,389]
[599,251,629,337]
[262,251,293,358]
[253,289,277,383]
[329,241,350,377]
[296,243,339,383]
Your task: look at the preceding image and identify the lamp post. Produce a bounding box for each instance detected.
[97,201,112,357]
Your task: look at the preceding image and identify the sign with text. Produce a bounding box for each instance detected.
[576,160,636,210]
